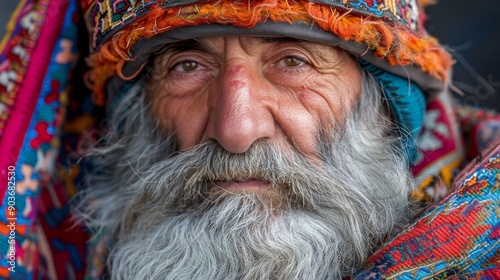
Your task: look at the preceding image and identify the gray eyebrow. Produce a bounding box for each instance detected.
[155,39,215,55]
[260,37,339,63]
[158,37,308,54]
[154,37,337,63]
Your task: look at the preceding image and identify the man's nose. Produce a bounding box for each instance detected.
[206,62,275,153]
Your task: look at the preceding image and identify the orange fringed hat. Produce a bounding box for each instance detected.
[83,0,453,106]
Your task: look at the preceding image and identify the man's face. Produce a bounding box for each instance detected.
[148,36,362,167]
[82,36,412,279]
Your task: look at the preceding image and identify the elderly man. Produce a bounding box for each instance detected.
[84,35,413,279]
[1,0,500,279]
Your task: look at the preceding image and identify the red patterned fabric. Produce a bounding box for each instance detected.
[354,141,500,279]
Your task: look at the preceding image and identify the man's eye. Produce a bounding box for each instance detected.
[173,61,200,72]
[281,56,305,68]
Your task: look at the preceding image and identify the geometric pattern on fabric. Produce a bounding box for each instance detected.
[455,106,500,160]
[0,0,51,199]
[0,0,87,279]
[0,0,45,137]
[85,0,427,50]
[353,142,500,279]
[410,93,466,205]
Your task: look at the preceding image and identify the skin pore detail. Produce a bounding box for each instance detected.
[147,36,362,166]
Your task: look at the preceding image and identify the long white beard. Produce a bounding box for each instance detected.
[77,71,414,279]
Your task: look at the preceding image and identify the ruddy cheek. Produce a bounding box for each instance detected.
[285,112,320,158]
[299,88,331,113]
[150,92,198,138]
[298,85,308,98]
[153,102,178,132]
[230,80,245,88]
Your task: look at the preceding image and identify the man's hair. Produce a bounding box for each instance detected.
[76,69,414,279]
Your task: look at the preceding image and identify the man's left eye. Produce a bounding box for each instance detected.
[281,56,305,68]
[173,61,201,72]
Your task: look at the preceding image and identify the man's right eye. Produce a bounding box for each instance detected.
[172,61,201,72]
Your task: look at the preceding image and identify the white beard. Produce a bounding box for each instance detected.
[77,71,414,279]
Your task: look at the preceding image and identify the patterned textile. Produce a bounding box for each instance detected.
[411,93,466,203]
[456,106,500,159]
[0,0,89,279]
[412,103,500,204]
[0,0,45,137]
[86,0,429,49]
[353,142,500,279]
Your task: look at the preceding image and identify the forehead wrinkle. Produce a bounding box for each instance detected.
[301,42,344,65]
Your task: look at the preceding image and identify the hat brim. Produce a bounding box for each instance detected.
[121,22,444,96]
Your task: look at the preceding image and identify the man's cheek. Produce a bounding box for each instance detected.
[271,107,320,160]
[294,84,343,128]
[173,110,212,150]
[151,95,203,134]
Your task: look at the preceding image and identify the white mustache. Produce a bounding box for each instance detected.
[131,138,370,210]
[77,70,415,279]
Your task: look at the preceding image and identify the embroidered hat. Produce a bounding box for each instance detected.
[83,0,452,104]
[82,0,453,162]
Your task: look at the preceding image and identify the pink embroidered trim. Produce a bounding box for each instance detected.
[0,0,69,201]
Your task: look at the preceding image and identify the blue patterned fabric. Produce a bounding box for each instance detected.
[353,143,500,279]
[359,59,426,164]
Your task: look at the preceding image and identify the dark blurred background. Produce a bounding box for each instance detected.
[1,1,499,110]
[426,1,500,110]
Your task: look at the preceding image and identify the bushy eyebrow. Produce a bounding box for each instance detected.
[156,39,215,54]
[261,37,338,63]
[159,37,306,53]
[155,37,339,63]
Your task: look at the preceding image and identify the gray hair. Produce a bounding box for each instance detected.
[76,70,414,279]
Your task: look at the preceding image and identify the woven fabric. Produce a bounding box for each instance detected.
[456,106,500,159]
[0,0,88,279]
[353,142,500,279]
[0,0,50,153]
[0,0,47,137]
[85,0,429,50]
[411,103,500,204]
